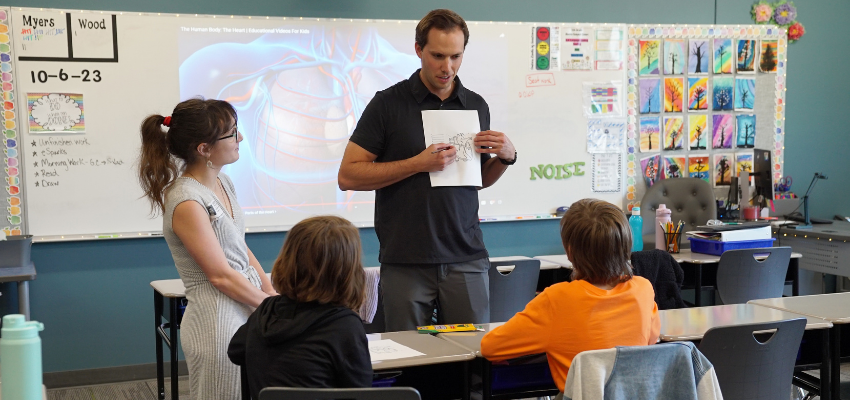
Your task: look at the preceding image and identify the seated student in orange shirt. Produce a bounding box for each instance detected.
[480,198,660,393]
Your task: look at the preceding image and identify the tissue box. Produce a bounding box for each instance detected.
[0,235,33,269]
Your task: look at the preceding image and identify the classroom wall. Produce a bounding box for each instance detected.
[4,0,848,373]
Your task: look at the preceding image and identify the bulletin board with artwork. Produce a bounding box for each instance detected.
[624,25,787,211]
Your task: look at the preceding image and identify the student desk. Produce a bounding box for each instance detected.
[438,323,560,400]
[372,331,475,400]
[750,293,850,400]
[659,303,833,399]
[151,279,185,400]
[536,251,803,306]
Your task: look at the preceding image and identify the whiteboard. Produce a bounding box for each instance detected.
[8,8,630,239]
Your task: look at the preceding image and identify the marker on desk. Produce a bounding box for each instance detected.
[96,234,119,239]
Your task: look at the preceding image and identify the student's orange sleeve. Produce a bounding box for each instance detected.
[480,291,552,362]
[648,301,661,344]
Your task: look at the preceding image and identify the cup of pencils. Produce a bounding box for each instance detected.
[661,221,684,253]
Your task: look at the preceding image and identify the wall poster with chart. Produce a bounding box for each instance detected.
[625,25,788,211]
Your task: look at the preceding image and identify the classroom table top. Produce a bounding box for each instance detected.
[150,279,186,298]
[535,249,802,268]
[659,303,831,342]
[436,322,506,356]
[368,330,476,370]
[490,256,560,272]
[749,292,850,324]
[672,248,802,264]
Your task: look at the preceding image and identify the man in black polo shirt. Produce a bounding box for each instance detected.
[338,9,516,331]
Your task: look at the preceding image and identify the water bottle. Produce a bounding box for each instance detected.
[1,314,45,400]
[655,204,672,251]
[629,207,643,252]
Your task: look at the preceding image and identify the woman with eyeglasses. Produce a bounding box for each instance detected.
[138,98,277,399]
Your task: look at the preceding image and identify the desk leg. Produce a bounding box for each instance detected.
[155,291,165,400]
[169,298,179,400]
[791,258,800,296]
[462,361,470,400]
[694,265,702,307]
[830,325,840,400]
[17,281,29,320]
[483,360,492,400]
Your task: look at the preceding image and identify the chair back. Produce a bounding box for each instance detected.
[258,387,420,400]
[699,318,806,400]
[640,177,716,249]
[716,247,792,304]
[488,259,541,323]
[563,342,722,399]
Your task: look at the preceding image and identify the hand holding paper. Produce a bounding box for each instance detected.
[473,130,516,161]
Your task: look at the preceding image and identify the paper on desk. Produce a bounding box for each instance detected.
[368,339,425,362]
[422,110,482,187]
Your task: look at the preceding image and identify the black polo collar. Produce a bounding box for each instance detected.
[408,69,467,107]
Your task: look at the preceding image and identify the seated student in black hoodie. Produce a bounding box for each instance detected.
[228,215,372,398]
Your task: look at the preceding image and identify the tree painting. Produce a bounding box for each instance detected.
[639,40,660,75]
[736,114,756,148]
[688,77,708,110]
[714,154,733,186]
[663,116,684,150]
[760,40,778,72]
[689,115,708,149]
[735,78,756,111]
[737,153,754,175]
[664,78,684,112]
[712,77,734,111]
[736,39,756,73]
[639,78,661,114]
[639,116,660,152]
[689,155,710,183]
[688,39,709,74]
[664,39,686,75]
[640,155,661,187]
[712,114,735,149]
[664,157,686,179]
[713,38,733,74]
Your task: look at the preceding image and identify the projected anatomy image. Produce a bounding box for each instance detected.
[178,23,506,226]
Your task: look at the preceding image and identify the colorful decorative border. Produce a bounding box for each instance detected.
[623,25,787,211]
[1,8,22,236]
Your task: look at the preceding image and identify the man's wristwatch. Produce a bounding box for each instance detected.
[498,150,517,165]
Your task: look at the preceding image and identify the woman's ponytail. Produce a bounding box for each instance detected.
[138,115,177,215]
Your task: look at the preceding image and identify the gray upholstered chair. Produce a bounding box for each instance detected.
[640,178,717,249]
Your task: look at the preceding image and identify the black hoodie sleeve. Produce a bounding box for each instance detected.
[227,321,249,367]
[333,314,373,388]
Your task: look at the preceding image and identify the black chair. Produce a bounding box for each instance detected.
[488,259,541,323]
[640,177,717,249]
[699,318,806,400]
[715,247,792,304]
[258,387,421,400]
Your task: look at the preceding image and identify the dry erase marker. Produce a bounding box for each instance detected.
[431,147,451,154]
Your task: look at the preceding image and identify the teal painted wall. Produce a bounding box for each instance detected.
[5,0,847,373]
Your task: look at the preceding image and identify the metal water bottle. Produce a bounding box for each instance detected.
[655,204,672,251]
[1,314,45,400]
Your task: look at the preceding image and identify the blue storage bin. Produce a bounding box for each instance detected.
[491,363,554,391]
[688,237,776,256]
[371,378,396,388]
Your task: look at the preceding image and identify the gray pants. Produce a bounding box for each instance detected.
[381,258,490,332]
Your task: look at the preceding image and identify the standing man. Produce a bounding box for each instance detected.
[338,9,516,331]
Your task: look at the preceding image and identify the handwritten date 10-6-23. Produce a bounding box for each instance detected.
[30,69,102,83]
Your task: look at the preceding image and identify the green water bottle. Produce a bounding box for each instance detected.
[1,314,45,400]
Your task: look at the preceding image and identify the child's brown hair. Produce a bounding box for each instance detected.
[272,215,365,310]
[560,199,633,286]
